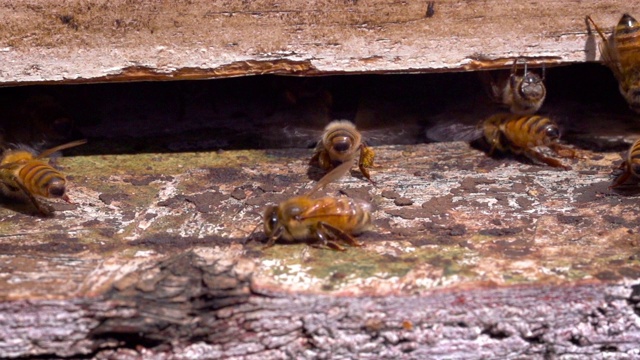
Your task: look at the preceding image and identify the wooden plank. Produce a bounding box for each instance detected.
[4,250,639,358]
[1,1,640,83]
[0,62,639,357]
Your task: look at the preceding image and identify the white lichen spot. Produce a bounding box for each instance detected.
[134,250,156,258]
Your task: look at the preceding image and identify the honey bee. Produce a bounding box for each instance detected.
[0,139,87,215]
[262,161,372,251]
[427,114,576,169]
[480,113,576,169]
[479,58,546,114]
[610,138,640,189]
[586,14,640,113]
[310,120,376,184]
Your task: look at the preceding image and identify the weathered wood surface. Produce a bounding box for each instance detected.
[0,66,640,357]
[3,136,640,358]
[4,250,640,359]
[1,1,640,84]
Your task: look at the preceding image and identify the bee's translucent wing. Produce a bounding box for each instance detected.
[425,122,483,143]
[361,122,425,146]
[307,160,353,196]
[37,139,87,159]
[259,125,322,149]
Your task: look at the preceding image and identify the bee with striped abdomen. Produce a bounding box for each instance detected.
[0,139,86,215]
[586,14,640,113]
[427,114,576,169]
[480,113,576,169]
[262,161,372,251]
[310,120,376,184]
[610,138,640,189]
[479,58,546,115]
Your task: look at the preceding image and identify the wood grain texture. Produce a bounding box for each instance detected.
[2,250,640,358]
[1,1,640,83]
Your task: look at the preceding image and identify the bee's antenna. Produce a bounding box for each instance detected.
[244,223,263,245]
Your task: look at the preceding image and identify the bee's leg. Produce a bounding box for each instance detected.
[324,241,347,251]
[510,57,519,76]
[317,150,333,171]
[610,162,632,189]
[585,15,609,44]
[358,143,376,185]
[509,78,519,96]
[487,138,502,157]
[12,178,49,215]
[312,226,346,251]
[319,222,362,248]
[524,149,571,170]
[549,143,577,158]
[477,71,500,102]
[262,226,283,249]
[309,149,321,165]
[486,130,509,157]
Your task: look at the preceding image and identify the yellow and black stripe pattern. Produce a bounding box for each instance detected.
[627,138,640,177]
[18,159,66,198]
[614,14,640,65]
[614,14,640,112]
[484,113,560,154]
[587,13,640,113]
[611,138,640,188]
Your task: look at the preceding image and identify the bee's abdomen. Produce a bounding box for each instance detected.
[18,161,66,198]
[347,198,372,232]
[505,115,554,148]
[629,139,640,175]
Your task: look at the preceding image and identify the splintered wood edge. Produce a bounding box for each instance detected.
[1,1,639,84]
[2,249,639,359]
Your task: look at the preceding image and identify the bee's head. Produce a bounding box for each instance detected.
[323,120,361,159]
[519,73,546,101]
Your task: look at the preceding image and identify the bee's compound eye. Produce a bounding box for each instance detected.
[47,179,66,198]
[264,207,279,233]
[544,126,560,140]
[523,73,538,84]
[332,136,352,153]
[631,163,640,176]
[620,13,638,29]
[269,213,278,229]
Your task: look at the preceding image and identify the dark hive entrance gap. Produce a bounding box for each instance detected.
[0,63,637,156]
